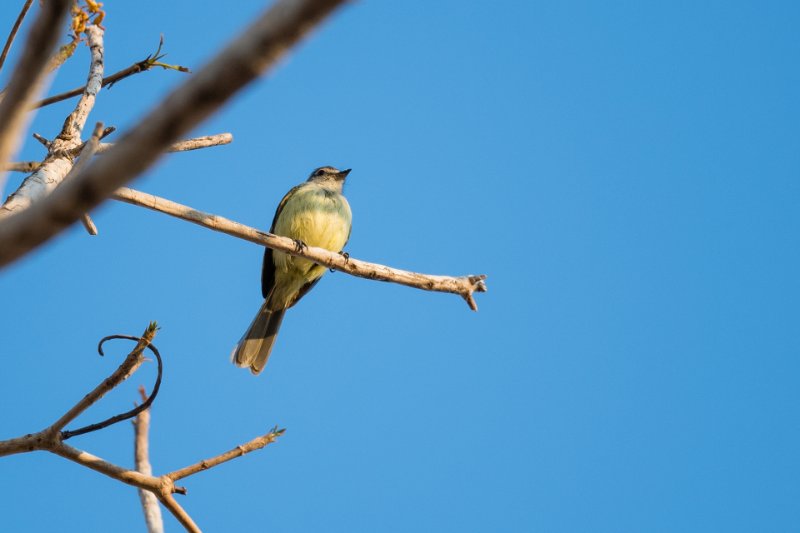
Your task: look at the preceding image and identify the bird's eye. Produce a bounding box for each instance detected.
[315,169,326,177]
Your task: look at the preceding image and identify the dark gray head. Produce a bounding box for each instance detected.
[307,166,351,185]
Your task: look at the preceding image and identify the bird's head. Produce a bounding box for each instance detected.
[307,166,351,187]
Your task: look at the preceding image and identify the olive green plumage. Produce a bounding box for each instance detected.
[232,166,352,375]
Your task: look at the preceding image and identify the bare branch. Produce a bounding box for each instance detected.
[63,25,105,139]
[32,36,190,109]
[51,324,157,434]
[3,133,233,173]
[0,324,284,531]
[50,440,163,490]
[80,213,98,234]
[113,187,488,310]
[95,133,234,155]
[159,133,234,153]
[61,331,164,440]
[0,324,157,458]
[0,0,34,75]
[0,0,71,192]
[1,24,105,217]
[73,122,105,235]
[0,0,348,269]
[168,427,286,482]
[31,132,50,147]
[134,387,164,533]
[4,160,38,172]
[158,494,201,533]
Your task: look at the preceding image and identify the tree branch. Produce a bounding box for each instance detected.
[0,24,105,217]
[96,133,234,155]
[0,0,34,75]
[32,35,190,109]
[0,0,71,193]
[112,187,488,310]
[158,494,201,533]
[0,0,348,269]
[0,324,284,532]
[168,427,286,482]
[134,387,164,533]
[60,331,164,440]
[2,133,234,173]
[3,160,38,172]
[73,122,106,235]
[51,324,157,435]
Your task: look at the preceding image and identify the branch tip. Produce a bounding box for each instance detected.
[32,132,50,147]
[80,213,98,235]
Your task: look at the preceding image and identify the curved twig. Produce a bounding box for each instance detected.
[61,335,163,440]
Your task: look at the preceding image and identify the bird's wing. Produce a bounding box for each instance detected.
[262,184,303,299]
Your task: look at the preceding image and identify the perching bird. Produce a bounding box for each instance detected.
[232,166,353,374]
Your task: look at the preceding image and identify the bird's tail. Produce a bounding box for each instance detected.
[231,300,286,375]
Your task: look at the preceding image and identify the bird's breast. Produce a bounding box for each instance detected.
[272,185,352,272]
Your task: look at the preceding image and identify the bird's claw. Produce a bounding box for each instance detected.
[331,251,349,273]
[293,239,307,253]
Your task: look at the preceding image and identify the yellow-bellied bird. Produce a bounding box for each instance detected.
[232,166,353,375]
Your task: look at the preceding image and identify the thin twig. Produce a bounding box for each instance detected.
[0,0,348,269]
[168,427,286,481]
[0,0,34,75]
[80,213,98,234]
[95,133,234,155]
[32,35,190,109]
[113,187,488,310]
[134,387,164,533]
[0,0,71,193]
[31,132,50,147]
[71,122,105,235]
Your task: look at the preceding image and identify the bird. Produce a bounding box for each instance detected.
[232,166,353,375]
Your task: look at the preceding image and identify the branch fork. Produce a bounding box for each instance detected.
[0,324,284,533]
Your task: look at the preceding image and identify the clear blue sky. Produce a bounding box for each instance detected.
[2,1,799,531]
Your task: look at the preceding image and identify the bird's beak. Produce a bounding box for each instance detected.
[338,168,352,179]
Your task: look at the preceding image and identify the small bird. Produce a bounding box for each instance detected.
[232,166,353,374]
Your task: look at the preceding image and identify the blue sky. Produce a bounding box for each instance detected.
[1,1,799,531]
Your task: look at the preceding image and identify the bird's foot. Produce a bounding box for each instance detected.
[293,239,307,253]
[331,251,349,272]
